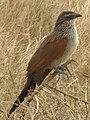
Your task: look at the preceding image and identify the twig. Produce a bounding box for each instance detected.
[45,84,90,105]
[16,70,57,117]
[32,95,39,120]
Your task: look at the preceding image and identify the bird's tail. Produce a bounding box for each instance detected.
[9,73,34,115]
[8,69,51,115]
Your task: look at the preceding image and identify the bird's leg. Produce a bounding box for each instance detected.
[62,59,77,67]
[53,59,77,80]
[61,59,77,76]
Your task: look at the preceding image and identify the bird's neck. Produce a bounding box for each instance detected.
[54,20,79,46]
[54,20,76,37]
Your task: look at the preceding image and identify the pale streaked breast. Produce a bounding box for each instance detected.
[49,23,79,68]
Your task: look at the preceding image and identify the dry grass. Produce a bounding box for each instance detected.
[0,0,90,120]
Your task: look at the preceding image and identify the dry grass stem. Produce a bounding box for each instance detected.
[0,0,90,119]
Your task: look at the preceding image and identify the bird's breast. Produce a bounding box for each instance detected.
[49,25,79,68]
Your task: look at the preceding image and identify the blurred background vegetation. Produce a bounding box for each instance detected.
[0,0,90,119]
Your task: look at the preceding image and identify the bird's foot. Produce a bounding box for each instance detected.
[54,66,68,79]
[53,59,77,80]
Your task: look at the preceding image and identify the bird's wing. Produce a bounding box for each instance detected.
[26,32,67,77]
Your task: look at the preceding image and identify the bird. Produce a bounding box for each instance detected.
[9,11,82,115]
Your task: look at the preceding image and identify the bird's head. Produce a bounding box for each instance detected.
[59,11,82,21]
[55,11,82,28]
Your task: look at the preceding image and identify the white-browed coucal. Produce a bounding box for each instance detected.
[9,11,82,115]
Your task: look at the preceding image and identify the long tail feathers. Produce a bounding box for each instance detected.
[9,74,33,115]
[8,69,51,116]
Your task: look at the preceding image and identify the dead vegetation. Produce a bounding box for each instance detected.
[0,0,90,120]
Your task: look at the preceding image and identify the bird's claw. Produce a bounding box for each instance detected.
[54,66,68,78]
[53,59,77,79]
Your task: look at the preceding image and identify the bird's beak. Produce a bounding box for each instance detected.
[75,13,82,18]
[65,12,82,20]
